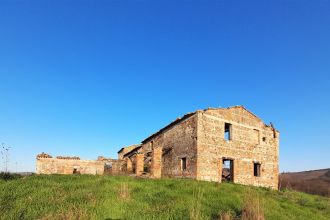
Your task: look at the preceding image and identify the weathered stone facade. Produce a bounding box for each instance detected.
[142,113,198,179]
[196,107,279,189]
[118,144,140,160]
[120,106,279,189]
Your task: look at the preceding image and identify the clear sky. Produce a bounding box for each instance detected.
[0,1,329,172]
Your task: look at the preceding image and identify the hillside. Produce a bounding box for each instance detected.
[0,175,329,220]
[280,169,330,197]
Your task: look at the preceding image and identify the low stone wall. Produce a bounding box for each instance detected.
[100,158,125,175]
[36,157,105,175]
[36,153,126,175]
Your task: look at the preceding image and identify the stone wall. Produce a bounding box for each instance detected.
[36,157,105,175]
[110,159,125,175]
[143,114,198,178]
[36,155,125,175]
[135,153,144,176]
[196,107,279,189]
[118,145,140,160]
[98,158,125,175]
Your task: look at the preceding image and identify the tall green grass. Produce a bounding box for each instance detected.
[0,175,329,219]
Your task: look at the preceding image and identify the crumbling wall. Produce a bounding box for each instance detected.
[36,157,105,175]
[143,114,198,178]
[196,107,279,189]
[135,153,144,176]
[36,154,126,176]
[97,157,125,175]
[118,145,140,160]
[122,146,144,175]
[111,159,125,175]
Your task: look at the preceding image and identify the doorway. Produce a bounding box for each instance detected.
[73,168,80,174]
[222,159,234,182]
[73,166,80,174]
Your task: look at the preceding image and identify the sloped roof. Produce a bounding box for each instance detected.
[123,145,142,158]
[210,105,264,123]
[142,112,196,144]
[141,106,268,144]
[117,144,141,154]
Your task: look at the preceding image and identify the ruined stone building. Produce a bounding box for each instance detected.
[120,106,279,189]
[36,106,279,189]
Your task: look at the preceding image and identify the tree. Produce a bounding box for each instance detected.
[1,143,10,173]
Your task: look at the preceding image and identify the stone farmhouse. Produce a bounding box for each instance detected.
[36,106,279,189]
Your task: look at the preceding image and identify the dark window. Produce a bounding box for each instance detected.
[143,165,150,173]
[181,157,187,171]
[224,123,232,141]
[262,137,266,142]
[254,163,261,177]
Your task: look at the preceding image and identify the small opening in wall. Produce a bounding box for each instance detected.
[262,137,266,142]
[254,163,261,177]
[104,162,112,174]
[222,159,234,182]
[73,168,79,174]
[132,160,136,174]
[254,129,260,144]
[143,165,150,173]
[224,123,232,141]
[181,157,187,171]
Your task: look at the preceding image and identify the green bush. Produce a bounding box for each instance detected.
[0,172,21,181]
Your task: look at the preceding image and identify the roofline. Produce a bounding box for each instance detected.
[141,112,196,144]
[117,144,141,154]
[228,105,263,122]
[141,105,272,144]
[123,145,142,158]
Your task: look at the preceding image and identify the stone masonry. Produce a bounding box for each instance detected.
[36,153,124,175]
[120,106,279,189]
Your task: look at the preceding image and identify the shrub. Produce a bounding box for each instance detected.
[241,189,265,220]
[218,211,234,220]
[118,182,130,201]
[0,172,21,181]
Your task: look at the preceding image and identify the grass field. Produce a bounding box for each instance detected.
[0,175,329,220]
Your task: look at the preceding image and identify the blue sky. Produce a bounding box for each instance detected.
[0,1,329,172]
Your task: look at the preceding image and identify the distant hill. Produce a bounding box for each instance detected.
[280,168,330,197]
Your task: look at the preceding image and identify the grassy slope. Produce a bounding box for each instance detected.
[0,175,329,220]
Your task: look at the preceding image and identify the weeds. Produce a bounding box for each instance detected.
[218,211,234,220]
[0,175,329,220]
[190,188,205,220]
[118,182,130,201]
[241,189,264,220]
